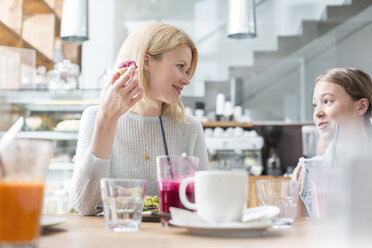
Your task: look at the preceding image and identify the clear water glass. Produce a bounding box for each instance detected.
[256,180,299,228]
[100,179,147,232]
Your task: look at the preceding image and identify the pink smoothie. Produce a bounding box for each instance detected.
[158,180,194,214]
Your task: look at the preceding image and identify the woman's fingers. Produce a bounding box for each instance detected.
[128,84,144,100]
[130,88,144,104]
[109,71,121,86]
[121,69,139,90]
[100,66,143,114]
[113,66,136,89]
[117,69,141,96]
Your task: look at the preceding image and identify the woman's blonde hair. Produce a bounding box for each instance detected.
[114,22,198,122]
[316,67,372,138]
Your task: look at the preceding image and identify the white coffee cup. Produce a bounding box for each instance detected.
[179,170,248,223]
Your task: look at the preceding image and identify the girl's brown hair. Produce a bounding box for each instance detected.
[316,67,372,138]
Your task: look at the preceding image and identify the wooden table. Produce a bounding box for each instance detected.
[38,214,345,248]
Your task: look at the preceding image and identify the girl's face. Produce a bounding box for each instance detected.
[312,80,360,141]
[145,45,192,105]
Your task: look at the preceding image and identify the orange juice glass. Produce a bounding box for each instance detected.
[0,139,52,247]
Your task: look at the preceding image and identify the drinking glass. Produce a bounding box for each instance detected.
[100,178,147,232]
[156,155,199,225]
[256,180,299,228]
[0,139,52,247]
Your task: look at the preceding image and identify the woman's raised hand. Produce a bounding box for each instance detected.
[98,65,144,121]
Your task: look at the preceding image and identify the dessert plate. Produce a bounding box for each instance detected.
[40,216,66,228]
[169,206,280,237]
[170,219,273,237]
[142,211,160,222]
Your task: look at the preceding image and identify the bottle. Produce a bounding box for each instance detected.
[97,68,112,89]
[194,101,205,122]
[267,148,281,176]
[215,93,225,121]
[224,101,233,121]
[35,66,47,90]
[54,39,63,63]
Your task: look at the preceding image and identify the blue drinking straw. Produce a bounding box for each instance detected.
[331,124,339,167]
[158,116,174,178]
[158,116,169,156]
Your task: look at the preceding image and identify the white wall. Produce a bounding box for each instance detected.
[81,0,116,89]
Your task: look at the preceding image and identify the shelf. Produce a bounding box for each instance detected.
[0,20,54,69]
[23,35,55,69]
[202,121,312,128]
[1,89,101,111]
[0,0,62,71]
[23,0,60,18]
[205,136,264,151]
[0,20,22,47]
[202,122,253,128]
[0,131,79,141]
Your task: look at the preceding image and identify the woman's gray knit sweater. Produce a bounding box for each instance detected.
[70,106,208,215]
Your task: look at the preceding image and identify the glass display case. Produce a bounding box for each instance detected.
[0,89,100,213]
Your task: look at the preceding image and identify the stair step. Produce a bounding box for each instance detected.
[254,51,282,67]
[230,0,372,82]
[301,20,320,40]
[325,0,372,23]
[302,20,341,39]
[278,36,303,54]
[316,21,341,36]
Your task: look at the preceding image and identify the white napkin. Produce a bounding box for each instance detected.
[170,206,280,224]
[242,206,280,222]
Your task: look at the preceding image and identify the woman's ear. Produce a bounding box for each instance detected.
[356,98,369,116]
[143,54,151,72]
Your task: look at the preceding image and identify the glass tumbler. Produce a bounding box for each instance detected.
[100,178,147,232]
[256,180,299,228]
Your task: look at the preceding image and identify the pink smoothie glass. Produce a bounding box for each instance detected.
[308,164,344,220]
[156,155,199,224]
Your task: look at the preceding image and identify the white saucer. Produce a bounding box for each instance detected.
[169,206,280,237]
[170,219,273,237]
[40,216,66,228]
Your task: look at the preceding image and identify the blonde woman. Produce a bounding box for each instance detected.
[70,23,208,215]
[293,67,372,217]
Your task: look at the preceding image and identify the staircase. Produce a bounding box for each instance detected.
[230,0,372,81]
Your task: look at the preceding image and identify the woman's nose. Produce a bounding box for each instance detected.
[181,77,190,86]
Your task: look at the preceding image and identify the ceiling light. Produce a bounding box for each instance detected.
[60,0,89,43]
[227,0,257,39]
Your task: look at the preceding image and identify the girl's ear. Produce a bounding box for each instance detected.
[356,98,369,116]
[143,54,151,72]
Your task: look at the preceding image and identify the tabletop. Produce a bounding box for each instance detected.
[38,214,349,248]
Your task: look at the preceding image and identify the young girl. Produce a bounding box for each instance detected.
[70,23,208,215]
[293,67,372,217]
